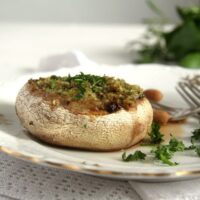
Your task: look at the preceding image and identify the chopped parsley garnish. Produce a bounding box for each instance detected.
[148,122,164,144]
[168,137,185,152]
[151,137,185,166]
[191,128,200,145]
[122,125,200,166]
[74,86,86,100]
[189,128,200,157]
[122,151,146,162]
[69,72,106,99]
[195,146,200,157]
[151,145,177,166]
[141,122,164,146]
[184,145,196,150]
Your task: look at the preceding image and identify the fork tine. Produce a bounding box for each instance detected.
[188,84,200,100]
[151,102,181,112]
[183,82,200,106]
[176,82,197,107]
[176,78,200,120]
[170,106,200,121]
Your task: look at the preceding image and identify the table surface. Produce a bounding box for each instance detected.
[0,23,145,200]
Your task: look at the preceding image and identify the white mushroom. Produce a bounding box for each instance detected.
[15,75,153,151]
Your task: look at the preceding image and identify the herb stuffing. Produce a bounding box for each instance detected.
[27,73,144,114]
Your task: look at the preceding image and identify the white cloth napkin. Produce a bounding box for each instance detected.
[35,50,200,200]
[129,179,200,200]
[38,50,97,71]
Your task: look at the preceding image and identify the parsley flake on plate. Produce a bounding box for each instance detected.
[122,151,146,162]
[151,137,185,166]
[121,124,200,166]
[191,128,200,145]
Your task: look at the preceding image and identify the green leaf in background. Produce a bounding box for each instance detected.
[164,20,200,59]
[176,6,200,26]
[146,0,165,18]
[179,52,200,68]
[131,3,200,68]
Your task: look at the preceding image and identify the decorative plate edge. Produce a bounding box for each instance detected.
[1,145,200,180]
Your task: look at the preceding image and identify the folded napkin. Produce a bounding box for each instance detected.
[36,51,200,200]
[129,179,200,200]
[38,50,97,71]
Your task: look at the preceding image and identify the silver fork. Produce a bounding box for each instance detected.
[176,75,200,120]
[150,75,200,121]
[151,101,200,122]
[151,102,182,112]
[176,82,200,108]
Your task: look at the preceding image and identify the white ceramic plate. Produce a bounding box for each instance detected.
[0,64,200,182]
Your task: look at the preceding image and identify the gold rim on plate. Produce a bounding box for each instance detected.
[1,145,200,180]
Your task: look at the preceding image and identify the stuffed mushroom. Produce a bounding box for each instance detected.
[15,73,153,151]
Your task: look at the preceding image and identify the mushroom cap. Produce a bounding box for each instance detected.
[15,84,153,151]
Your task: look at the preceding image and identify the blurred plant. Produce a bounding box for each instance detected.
[129,0,200,68]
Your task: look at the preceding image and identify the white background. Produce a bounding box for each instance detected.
[0,0,199,23]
